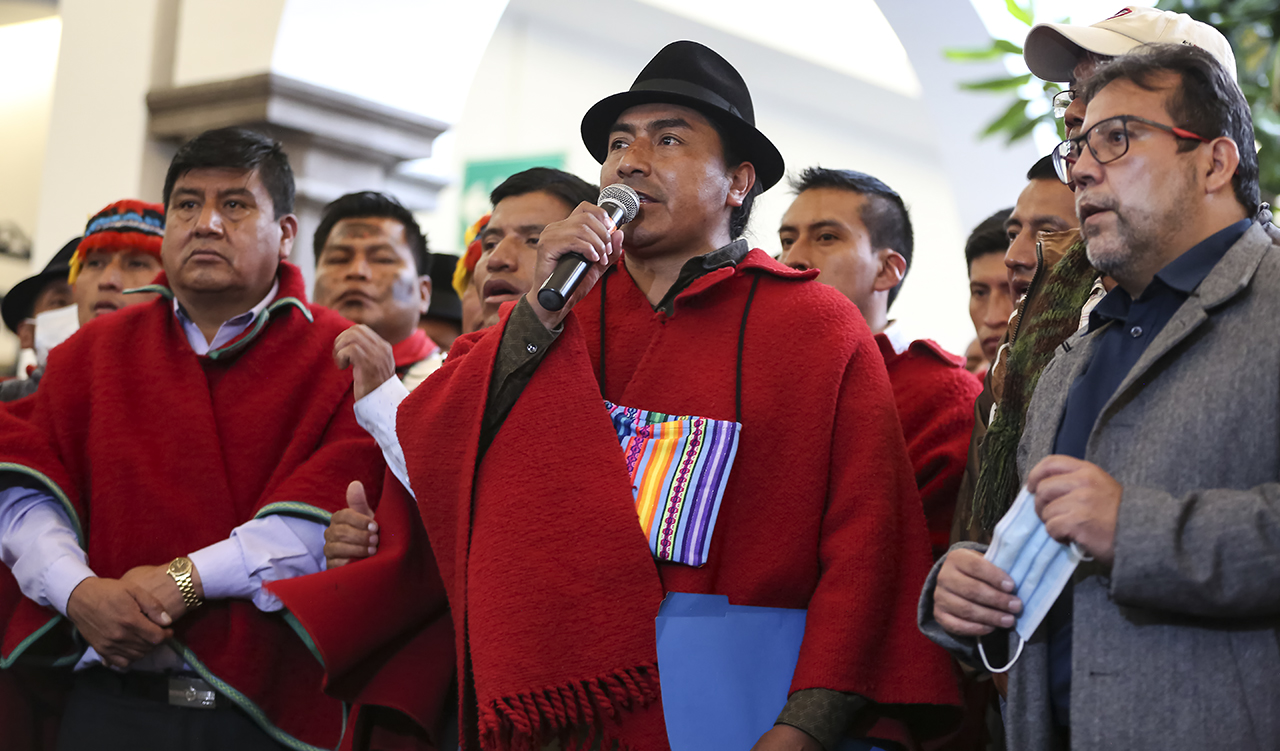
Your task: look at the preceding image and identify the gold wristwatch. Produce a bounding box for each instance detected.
[167,556,202,610]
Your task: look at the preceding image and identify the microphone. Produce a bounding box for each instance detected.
[536,184,640,311]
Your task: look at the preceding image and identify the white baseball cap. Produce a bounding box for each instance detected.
[1024,6,1237,83]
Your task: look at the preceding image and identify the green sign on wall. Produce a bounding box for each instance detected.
[460,154,566,244]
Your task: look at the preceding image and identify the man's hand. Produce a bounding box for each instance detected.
[933,548,1022,637]
[65,577,174,668]
[525,202,624,331]
[750,724,823,751]
[1029,454,1122,565]
[119,563,203,625]
[334,324,396,401]
[325,481,378,569]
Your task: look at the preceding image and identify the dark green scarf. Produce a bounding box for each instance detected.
[969,240,1099,533]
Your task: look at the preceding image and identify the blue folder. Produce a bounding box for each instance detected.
[655,592,888,751]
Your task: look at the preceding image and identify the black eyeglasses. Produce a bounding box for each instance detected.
[1051,114,1210,184]
[1051,89,1074,120]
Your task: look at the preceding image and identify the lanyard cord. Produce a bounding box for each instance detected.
[598,267,760,424]
[735,274,760,424]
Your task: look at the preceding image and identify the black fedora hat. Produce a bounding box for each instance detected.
[425,252,461,323]
[580,40,785,191]
[2,237,80,334]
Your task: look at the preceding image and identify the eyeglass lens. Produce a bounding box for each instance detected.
[1084,119,1130,164]
[1052,90,1074,120]
[1051,141,1073,184]
[1051,117,1133,185]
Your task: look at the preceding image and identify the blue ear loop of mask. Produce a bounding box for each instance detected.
[978,486,1092,674]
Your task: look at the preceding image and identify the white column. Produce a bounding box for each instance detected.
[30,0,180,266]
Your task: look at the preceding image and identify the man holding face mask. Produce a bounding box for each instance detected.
[922,45,1280,749]
[952,7,1238,544]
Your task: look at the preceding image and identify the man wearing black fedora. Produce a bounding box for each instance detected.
[0,238,77,400]
[367,40,961,750]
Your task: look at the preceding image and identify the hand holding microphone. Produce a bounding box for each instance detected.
[536,185,640,311]
[526,185,639,329]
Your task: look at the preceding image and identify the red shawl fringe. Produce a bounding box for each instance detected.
[479,663,660,751]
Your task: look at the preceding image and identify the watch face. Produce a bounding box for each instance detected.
[169,557,191,576]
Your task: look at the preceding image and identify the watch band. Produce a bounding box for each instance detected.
[167,557,202,610]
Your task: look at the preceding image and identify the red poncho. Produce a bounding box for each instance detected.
[267,477,457,751]
[393,328,440,371]
[874,335,982,559]
[398,250,961,750]
[0,263,385,750]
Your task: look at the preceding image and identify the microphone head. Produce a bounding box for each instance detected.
[598,184,640,225]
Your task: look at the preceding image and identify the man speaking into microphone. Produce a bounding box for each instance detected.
[386,40,960,750]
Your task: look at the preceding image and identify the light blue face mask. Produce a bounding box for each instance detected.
[978,485,1091,673]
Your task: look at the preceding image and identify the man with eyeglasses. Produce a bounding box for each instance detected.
[1022,6,1235,174]
[950,6,1238,545]
[923,44,1280,749]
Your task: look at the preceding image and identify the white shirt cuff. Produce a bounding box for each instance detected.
[0,489,92,614]
[188,515,328,613]
[45,555,96,617]
[188,537,250,602]
[354,375,414,497]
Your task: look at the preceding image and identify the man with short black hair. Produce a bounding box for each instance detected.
[314,190,444,397]
[779,168,911,331]
[924,45,1280,748]
[474,167,597,331]
[0,127,399,750]
[780,167,981,559]
[320,169,595,501]
[965,207,1014,369]
[1003,156,1078,305]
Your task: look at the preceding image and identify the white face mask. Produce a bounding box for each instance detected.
[33,304,80,369]
[978,485,1091,673]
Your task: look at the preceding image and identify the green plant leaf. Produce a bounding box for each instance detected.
[953,0,1280,203]
[961,73,1034,91]
[982,98,1031,138]
[1272,44,1280,103]
[1006,113,1046,143]
[944,46,1004,62]
[1006,0,1034,26]
[944,39,1022,61]
[994,39,1024,55]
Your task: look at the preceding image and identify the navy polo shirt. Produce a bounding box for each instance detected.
[1044,218,1250,732]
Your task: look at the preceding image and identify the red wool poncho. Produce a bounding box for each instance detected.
[874,335,982,560]
[396,250,961,750]
[0,263,386,750]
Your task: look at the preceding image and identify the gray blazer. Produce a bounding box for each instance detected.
[920,221,1280,750]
